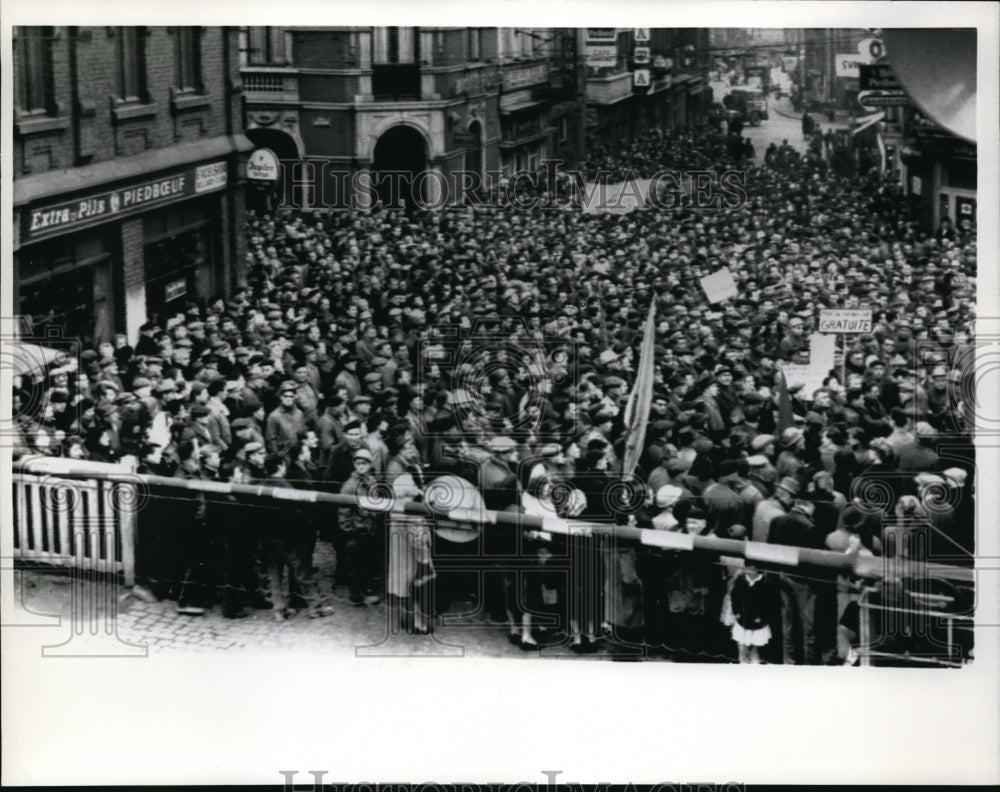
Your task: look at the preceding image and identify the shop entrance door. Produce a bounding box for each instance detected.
[144,225,212,325]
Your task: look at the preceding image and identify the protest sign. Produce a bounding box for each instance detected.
[699,268,738,303]
[818,308,873,333]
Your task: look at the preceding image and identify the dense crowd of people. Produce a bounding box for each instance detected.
[582,125,755,182]
[13,121,977,663]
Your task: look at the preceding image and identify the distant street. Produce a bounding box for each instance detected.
[708,79,846,164]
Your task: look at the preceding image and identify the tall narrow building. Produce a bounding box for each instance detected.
[12,26,252,346]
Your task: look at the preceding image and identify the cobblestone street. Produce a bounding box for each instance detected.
[13,564,644,659]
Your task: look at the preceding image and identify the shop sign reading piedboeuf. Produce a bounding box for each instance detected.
[24,161,229,242]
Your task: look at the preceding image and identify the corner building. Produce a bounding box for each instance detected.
[12,26,252,346]
[241,27,560,209]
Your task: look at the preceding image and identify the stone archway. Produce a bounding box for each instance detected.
[372,124,429,208]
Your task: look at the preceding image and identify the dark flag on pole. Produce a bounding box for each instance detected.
[776,367,795,433]
[621,302,656,479]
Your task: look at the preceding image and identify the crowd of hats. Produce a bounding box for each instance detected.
[580,125,755,182]
[12,123,976,550]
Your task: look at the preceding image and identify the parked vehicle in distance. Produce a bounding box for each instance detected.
[723,88,770,126]
[708,102,742,128]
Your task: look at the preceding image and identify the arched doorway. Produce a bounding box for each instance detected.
[245,127,300,212]
[372,125,428,209]
[465,120,484,196]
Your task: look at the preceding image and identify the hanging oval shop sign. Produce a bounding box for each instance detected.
[858,37,885,61]
[246,148,280,182]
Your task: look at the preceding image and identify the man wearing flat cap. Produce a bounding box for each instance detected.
[266,380,309,457]
[338,447,385,606]
[752,475,798,543]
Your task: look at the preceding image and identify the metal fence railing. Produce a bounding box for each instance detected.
[12,463,137,585]
[10,454,976,664]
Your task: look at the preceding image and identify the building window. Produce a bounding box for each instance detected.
[518,29,533,59]
[174,27,202,92]
[466,28,482,61]
[16,27,54,114]
[118,27,147,102]
[373,27,418,64]
[944,160,977,191]
[499,28,516,60]
[247,26,287,65]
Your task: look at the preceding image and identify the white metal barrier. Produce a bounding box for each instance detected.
[11,454,974,617]
[11,461,137,586]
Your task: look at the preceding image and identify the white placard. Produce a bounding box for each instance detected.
[699,268,738,303]
[818,308,873,333]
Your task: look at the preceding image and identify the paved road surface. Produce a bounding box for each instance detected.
[12,562,719,660]
[709,80,848,164]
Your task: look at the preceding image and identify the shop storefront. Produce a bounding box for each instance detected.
[14,140,250,344]
[901,118,977,234]
[936,155,977,230]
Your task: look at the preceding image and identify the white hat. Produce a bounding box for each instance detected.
[942,468,968,488]
[913,472,945,488]
[486,436,518,454]
[655,485,684,509]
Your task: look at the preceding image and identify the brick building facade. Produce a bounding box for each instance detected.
[241,27,561,209]
[240,27,713,210]
[12,26,252,347]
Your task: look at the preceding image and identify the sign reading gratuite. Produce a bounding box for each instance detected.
[818,308,873,334]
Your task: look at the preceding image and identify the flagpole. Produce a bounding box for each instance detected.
[621,301,656,480]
